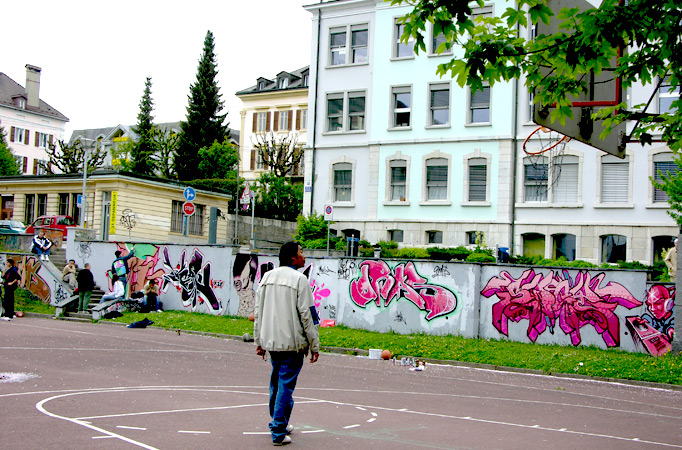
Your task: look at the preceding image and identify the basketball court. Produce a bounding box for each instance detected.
[1,317,681,449]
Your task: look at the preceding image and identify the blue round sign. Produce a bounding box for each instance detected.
[183,187,196,201]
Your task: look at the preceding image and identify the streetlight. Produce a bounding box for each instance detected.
[75,137,107,228]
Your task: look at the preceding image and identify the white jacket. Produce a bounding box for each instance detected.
[254,266,320,353]
[112,280,125,298]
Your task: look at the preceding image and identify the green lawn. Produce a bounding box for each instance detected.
[14,289,682,386]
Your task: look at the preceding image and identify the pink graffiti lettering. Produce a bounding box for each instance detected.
[350,260,457,320]
[481,269,641,347]
[310,280,331,307]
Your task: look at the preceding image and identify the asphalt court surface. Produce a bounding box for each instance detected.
[1,317,681,449]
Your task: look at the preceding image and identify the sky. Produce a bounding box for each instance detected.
[1,0,314,140]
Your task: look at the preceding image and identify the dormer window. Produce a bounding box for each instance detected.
[278,78,289,89]
[258,81,266,90]
[15,97,26,109]
[302,74,309,87]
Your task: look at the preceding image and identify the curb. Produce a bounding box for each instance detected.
[15,312,682,392]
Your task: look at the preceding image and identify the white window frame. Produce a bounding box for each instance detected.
[550,153,581,205]
[37,132,50,149]
[393,18,414,59]
[427,82,451,127]
[13,127,27,144]
[384,152,411,205]
[300,109,308,130]
[426,230,443,244]
[658,76,679,114]
[421,151,451,205]
[466,84,491,125]
[328,24,369,67]
[278,110,290,131]
[523,156,548,203]
[329,156,356,206]
[278,78,289,89]
[462,150,491,205]
[429,23,452,56]
[325,91,366,134]
[257,112,268,132]
[595,151,633,207]
[648,148,677,206]
[390,85,412,129]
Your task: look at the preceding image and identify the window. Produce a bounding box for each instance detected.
[71,193,80,225]
[326,92,366,132]
[10,127,28,144]
[467,231,483,246]
[427,230,443,244]
[429,83,450,126]
[36,132,51,149]
[59,193,69,216]
[601,155,629,203]
[601,234,626,263]
[256,112,269,132]
[36,194,47,217]
[553,234,576,261]
[523,233,545,258]
[278,110,291,131]
[430,24,451,55]
[297,109,308,130]
[302,74,309,87]
[24,194,35,225]
[653,153,677,203]
[389,230,404,243]
[468,158,487,201]
[34,159,48,175]
[552,155,579,203]
[258,81,266,90]
[394,20,414,58]
[329,24,368,66]
[659,76,679,113]
[333,163,352,202]
[524,157,548,202]
[188,204,205,235]
[426,158,448,200]
[652,236,675,263]
[278,78,288,89]
[469,85,491,123]
[390,160,407,201]
[391,86,411,128]
[171,200,183,233]
[527,91,534,122]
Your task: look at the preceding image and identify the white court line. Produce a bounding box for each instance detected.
[343,424,360,429]
[178,430,210,434]
[301,429,325,434]
[117,425,147,430]
[243,432,271,435]
[367,418,376,423]
[92,436,116,439]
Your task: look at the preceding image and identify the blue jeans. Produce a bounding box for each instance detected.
[269,351,304,443]
[35,247,50,256]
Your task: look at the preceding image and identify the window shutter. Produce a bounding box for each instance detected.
[601,158,629,203]
[552,156,579,203]
[266,112,271,131]
[25,129,29,145]
[33,159,38,174]
[273,111,279,131]
[252,113,257,132]
[468,163,487,201]
[288,110,293,130]
[654,161,677,202]
[250,150,256,170]
[22,157,28,172]
[35,131,39,147]
[49,134,53,146]
[296,110,301,130]
[10,127,15,142]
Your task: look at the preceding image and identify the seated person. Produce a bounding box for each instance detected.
[32,230,53,261]
[100,274,125,303]
[142,279,160,312]
[62,259,77,290]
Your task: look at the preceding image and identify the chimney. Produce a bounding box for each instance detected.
[25,64,42,108]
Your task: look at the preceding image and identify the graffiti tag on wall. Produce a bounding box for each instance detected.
[18,256,50,303]
[626,284,675,356]
[162,247,221,313]
[481,269,641,347]
[349,260,458,320]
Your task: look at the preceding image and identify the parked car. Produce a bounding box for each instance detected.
[0,220,27,234]
[26,215,76,240]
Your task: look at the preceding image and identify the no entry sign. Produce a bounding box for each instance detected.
[183,201,195,216]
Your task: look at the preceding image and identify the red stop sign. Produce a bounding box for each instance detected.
[182,201,195,216]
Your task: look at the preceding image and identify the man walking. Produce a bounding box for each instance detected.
[254,242,320,446]
[76,263,95,312]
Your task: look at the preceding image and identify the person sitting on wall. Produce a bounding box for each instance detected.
[100,274,125,303]
[32,230,53,261]
[142,279,160,312]
[62,259,77,290]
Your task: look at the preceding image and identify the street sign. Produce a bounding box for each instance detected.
[183,187,196,202]
[183,201,195,216]
[240,185,251,205]
[324,204,333,221]
[77,194,83,208]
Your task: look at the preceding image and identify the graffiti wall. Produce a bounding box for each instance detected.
[0,253,61,305]
[59,236,675,355]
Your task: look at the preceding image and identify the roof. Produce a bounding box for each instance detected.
[0,72,69,122]
[68,122,240,146]
[236,66,309,96]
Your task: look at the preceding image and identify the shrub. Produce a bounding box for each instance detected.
[295,212,329,242]
[451,246,472,260]
[426,247,451,261]
[466,252,496,263]
[394,247,430,259]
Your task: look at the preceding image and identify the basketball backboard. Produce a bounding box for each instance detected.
[532,0,626,158]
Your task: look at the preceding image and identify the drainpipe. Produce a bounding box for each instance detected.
[308,8,322,217]
[509,19,521,256]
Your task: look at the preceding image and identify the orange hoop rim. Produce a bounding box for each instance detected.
[523,126,571,155]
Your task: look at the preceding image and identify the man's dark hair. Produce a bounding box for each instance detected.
[279,241,301,267]
[69,259,75,263]
[7,258,15,266]
[115,250,122,258]
[149,279,156,285]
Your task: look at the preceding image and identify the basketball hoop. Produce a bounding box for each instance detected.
[523,126,571,156]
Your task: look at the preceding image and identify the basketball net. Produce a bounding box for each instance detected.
[523,126,571,195]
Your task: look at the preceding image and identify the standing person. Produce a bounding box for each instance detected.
[100,274,125,303]
[76,263,95,312]
[1,258,21,321]
[254,242,320,446]
[665,238,678,282]
[62,259,77,290]
[141,279,160,312]
[32,230,53,261]
[111,247,135,287]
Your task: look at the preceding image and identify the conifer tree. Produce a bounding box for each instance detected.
[0,128,20,176]
[130,77,157,176]
[175,30,229,181]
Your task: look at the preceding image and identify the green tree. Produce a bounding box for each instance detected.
[130,77,157,176]
[0,128,20,176]
[176,30,229,181]
[110,139,135,172]
[197,139,237,179]
[254,173,303,221]
[44,139,107,174]
[393,0,680,150]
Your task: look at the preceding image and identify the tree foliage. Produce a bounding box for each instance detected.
[110,139,135,172]
[44,139,107,174]
[0,128,20,176]
[253,172,303,222]
[130,77,157,176]
[393,0,681,151]
[252,132,303,178]
[197,139,238,180]
[294,212,329,243]
[150,126,179,179]
[175,30,229,181]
